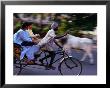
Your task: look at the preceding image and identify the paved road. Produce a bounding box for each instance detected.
[14,46,97,75]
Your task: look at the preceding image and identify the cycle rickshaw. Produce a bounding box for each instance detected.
[14,39,83,75]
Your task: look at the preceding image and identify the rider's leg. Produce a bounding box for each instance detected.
[48,51,56,67]
[39,44,55,65]
[39,53,50,64]
[39,50,56,69]
[42,51,56,70]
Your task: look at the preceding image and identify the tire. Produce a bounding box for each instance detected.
[14,54,27,75]
[58,57,82,75]
[13,60,23,75]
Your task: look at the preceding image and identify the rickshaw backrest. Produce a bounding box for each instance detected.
[14,43,22,54]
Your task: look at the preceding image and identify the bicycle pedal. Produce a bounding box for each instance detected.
[60,58,64,62]
[45,67,51,70]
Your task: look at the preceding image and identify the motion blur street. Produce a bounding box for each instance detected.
[14,44,97,75]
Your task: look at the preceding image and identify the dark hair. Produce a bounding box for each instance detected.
[21,22,32,29]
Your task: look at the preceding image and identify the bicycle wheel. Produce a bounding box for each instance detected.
[14,54,28,75]
[58,57,82,75]
[14,60,23,75]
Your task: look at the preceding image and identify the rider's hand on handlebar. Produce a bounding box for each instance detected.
[64,32,68,36]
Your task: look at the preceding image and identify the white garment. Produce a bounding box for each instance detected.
[38,29,56,46]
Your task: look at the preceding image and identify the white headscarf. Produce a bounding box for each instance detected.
[51,22,58,29]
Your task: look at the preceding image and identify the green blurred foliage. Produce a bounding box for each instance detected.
[14,13,97,37]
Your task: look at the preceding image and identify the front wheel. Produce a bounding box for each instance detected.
[58,57,82,75]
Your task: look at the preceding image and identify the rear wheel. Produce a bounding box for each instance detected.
[14,50,27,75]
[14,60,23,75]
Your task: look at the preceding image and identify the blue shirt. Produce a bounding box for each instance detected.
[14,29,32,45]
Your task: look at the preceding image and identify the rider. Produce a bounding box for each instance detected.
[14,22,40,64]
[38,22,67,69]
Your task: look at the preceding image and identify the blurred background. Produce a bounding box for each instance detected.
[13,13,97,41]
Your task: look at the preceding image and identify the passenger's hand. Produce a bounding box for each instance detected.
[32,38,35,42]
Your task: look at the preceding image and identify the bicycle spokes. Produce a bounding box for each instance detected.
[58,58,82,75]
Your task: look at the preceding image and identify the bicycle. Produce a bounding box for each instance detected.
[14,41,83,75]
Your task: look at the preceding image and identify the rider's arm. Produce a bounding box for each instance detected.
[54,33,67,39]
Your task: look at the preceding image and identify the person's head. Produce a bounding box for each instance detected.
[51,22,59,31]
[21,22,32,30]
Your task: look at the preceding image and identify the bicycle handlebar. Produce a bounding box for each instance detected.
[53,39,63,49]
